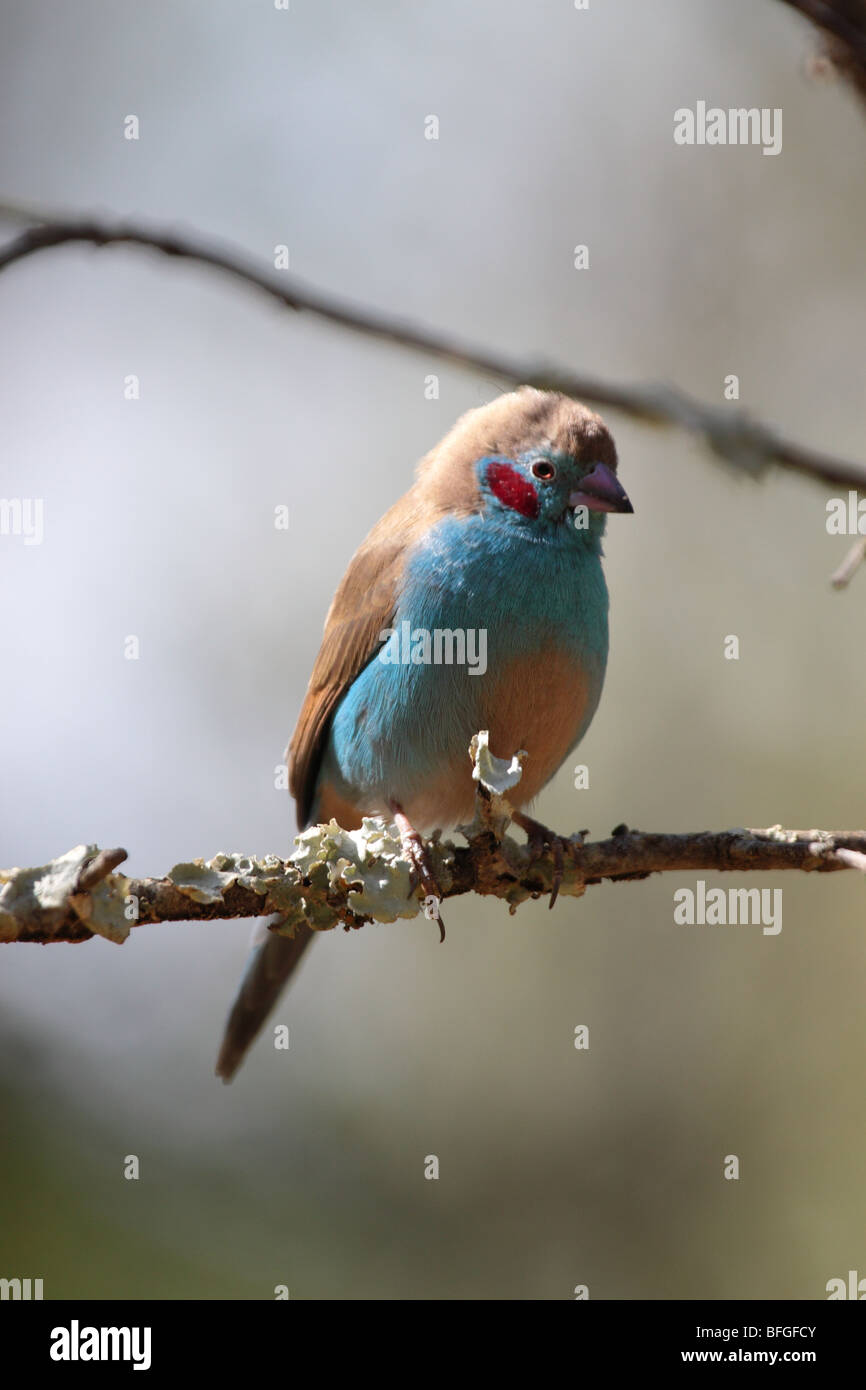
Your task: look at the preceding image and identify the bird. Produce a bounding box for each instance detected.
[215,387,632,1081]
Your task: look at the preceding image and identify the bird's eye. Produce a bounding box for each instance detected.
[531,460,555,481]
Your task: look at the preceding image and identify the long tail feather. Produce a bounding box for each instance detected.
[215,916,313,1082]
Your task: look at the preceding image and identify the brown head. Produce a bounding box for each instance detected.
[415,387,629,522]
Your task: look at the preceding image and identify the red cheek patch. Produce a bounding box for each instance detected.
[486,461,539,519]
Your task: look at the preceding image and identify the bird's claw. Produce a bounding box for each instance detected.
[390,804,446,941]
[512,812,575,909]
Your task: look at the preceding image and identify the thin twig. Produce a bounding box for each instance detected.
[830,536,866,587]
[75,846,128,892]
[0,210,864,491]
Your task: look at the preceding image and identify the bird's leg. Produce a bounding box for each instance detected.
[388,801,446,942]
[511,810,572,910]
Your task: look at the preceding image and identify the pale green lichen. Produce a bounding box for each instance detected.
[167,852,317,931]
[169,826,455,934]
[76,872,133,944]
[0,844,132,942]
[291,817,453,924]
[471,730,527,797]
[760,825,798,844]
[458,731,526,842]
[168,856,244,904]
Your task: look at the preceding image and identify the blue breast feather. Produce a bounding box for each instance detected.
[317,509,610,813]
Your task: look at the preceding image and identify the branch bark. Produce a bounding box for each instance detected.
[830,535,866,586]
[2,823,864,946]
[1,209,864,492]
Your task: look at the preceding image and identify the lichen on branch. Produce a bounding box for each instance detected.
[1,734,864,945]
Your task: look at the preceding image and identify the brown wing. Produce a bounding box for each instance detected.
[288,489,426,827]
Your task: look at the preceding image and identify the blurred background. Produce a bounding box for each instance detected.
[1,0,864,1300]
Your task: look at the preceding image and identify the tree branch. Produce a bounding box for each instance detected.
[4,741,863,945]
[830,535,866,586]
[1,208,864,492]
[2,823,864,946]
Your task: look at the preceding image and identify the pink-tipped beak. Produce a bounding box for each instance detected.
[569,462,633,514]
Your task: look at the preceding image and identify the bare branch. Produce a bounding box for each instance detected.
[1,209,864,492]
[830,535,866,587]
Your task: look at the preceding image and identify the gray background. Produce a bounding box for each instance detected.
[1,0,864,1299]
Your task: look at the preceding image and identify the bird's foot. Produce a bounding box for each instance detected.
[511,811,578,910]
[389,802,446,941]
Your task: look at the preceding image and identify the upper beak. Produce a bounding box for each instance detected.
[569,462,633,514]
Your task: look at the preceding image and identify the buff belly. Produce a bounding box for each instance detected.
[314,644,602,833]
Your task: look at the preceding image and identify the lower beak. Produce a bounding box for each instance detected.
[569,462,633,514]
